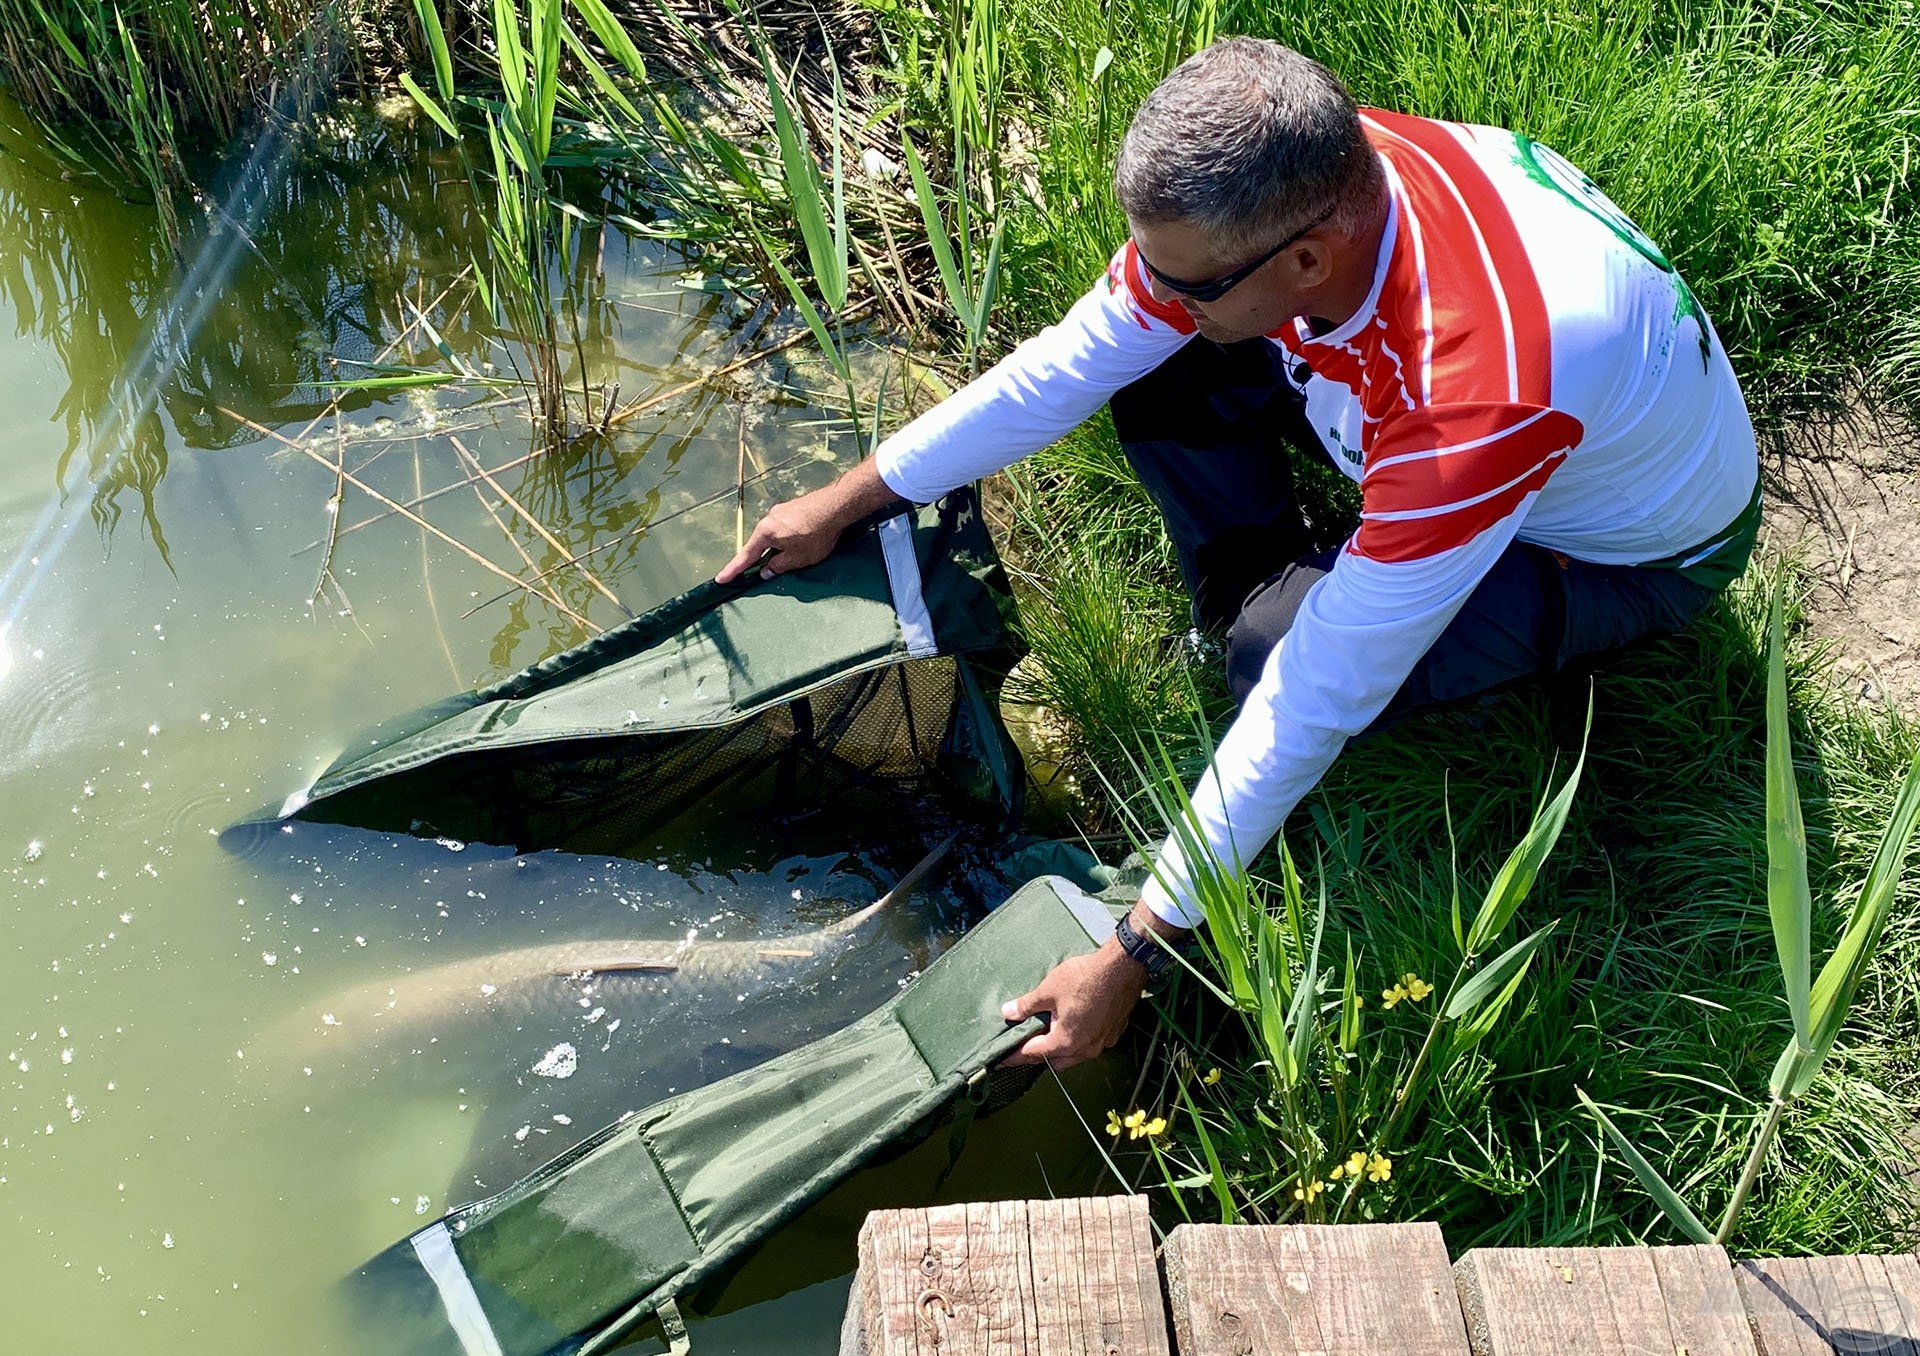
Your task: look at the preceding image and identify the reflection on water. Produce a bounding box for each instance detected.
[0,95,1112,1353]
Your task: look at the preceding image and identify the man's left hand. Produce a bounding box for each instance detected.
[998,942,1147,1069]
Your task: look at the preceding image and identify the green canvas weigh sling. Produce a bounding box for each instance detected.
[353,874,1120,1355]
[253,489,1022,853]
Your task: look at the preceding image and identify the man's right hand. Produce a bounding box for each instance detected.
[715,458,906,585]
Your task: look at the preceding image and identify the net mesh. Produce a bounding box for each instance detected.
[304,655,997,855]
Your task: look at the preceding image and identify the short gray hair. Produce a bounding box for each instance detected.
[1114,38,1382,260]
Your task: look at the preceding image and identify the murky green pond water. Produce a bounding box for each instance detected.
[0,99,1114,1351]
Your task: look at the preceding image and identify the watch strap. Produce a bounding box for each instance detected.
[1114,912,1178,980]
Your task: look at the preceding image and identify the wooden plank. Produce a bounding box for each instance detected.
[1164,1221,1470,1354]
[1028,1195,1171,1356]
[1738,1254,1920,1355]
[1652,1244,1764,1356]
[851,1196,1167,1355]
[1456,1244,1757,1356]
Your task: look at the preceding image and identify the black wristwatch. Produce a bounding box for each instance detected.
[1114,911,1184,982]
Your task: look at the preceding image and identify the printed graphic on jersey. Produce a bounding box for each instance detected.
[1512,135,1712,372]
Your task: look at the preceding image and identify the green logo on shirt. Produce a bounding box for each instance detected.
[1512,135,1713,374]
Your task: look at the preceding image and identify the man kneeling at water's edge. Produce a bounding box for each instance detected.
[717,38,1761,1066]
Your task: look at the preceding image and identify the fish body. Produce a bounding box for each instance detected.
[283,837,952,1055]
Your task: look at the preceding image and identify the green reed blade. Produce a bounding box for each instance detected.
[903,135,973,331]
[1464,695,1589,956]
[400,71,460,139]
[1764,576,1815,1056]
[1576,1087,1715,1244]
[1446,920,1559,1020]
[411,0,455,102]
[1772,747,1920,1098]
[567,0,647,81]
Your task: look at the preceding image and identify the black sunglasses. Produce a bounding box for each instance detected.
[1136,202,1338,304]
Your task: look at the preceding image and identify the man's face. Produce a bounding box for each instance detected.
[1131,217,1323,344]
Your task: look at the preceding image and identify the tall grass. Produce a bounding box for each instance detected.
[0,0,407,237]
[1087,568,1920,1253]
[967,0,1920,425]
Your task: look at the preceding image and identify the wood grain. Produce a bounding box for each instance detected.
[851,1195,1167,1354]
[1164,1221,1470,1354]
[1456,1245,1757,1356]
[1738,1254,1920,1355]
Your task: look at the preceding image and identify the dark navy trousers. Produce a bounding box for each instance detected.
[1107,337,1719,720]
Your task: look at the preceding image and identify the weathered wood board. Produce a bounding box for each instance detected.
[1163,1221,1471,1354]
[848,1194,1169,1355]
[1736,1253,1920,1355]
[1454,1244,1758,1356]
[843,1194,1920,1356]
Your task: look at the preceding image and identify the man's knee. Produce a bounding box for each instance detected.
[1224,557,1332,705]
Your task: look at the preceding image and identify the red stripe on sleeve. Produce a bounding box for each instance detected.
[1351,403,1582,562]
[1367,111,1554,407]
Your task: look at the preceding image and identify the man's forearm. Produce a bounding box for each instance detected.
[827,456,909,524]
[1125,899,1191,952]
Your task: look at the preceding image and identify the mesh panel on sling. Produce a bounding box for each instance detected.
[351,875,1120,1356]
[252,489,1021,853]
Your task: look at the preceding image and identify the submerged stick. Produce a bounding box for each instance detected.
[413,448,463,685]
[445,439,599,638]
[220,406,594,628]
[603,295,880,431]
[735,407,749,553]
[457,445,823,618]
[450,435,635,620]
[307,411,349,612]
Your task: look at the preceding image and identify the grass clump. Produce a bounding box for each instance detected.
[0,0,414,238]
[1094,569,1920,1253]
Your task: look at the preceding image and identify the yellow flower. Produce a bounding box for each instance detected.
[1344,1150,1369,1177]
[1143,1116,1168,1139]
[1105,1110,1123,1138]
[1329,1164,1344,1180]
[1366,1153,1392,1182]
[1381,982,1408,1009]
[1292,1178,1326,1202]
[1402,973,1433,1002]
[1202,1067,1222,1086]
[1124,1109,1148,1140]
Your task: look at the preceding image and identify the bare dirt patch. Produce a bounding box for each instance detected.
[1769,404,1920,710]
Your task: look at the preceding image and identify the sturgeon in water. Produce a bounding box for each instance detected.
[284,836,956,1055]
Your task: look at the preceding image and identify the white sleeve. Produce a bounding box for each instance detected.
[874,249,1196,504]
[1137,510,1534,927]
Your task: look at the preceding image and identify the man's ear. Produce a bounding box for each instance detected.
[1290,237,1335,288]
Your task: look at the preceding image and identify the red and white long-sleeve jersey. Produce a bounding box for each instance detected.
[874,110,1759,926]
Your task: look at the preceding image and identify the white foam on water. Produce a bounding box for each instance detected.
[530,1043,577,1079]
